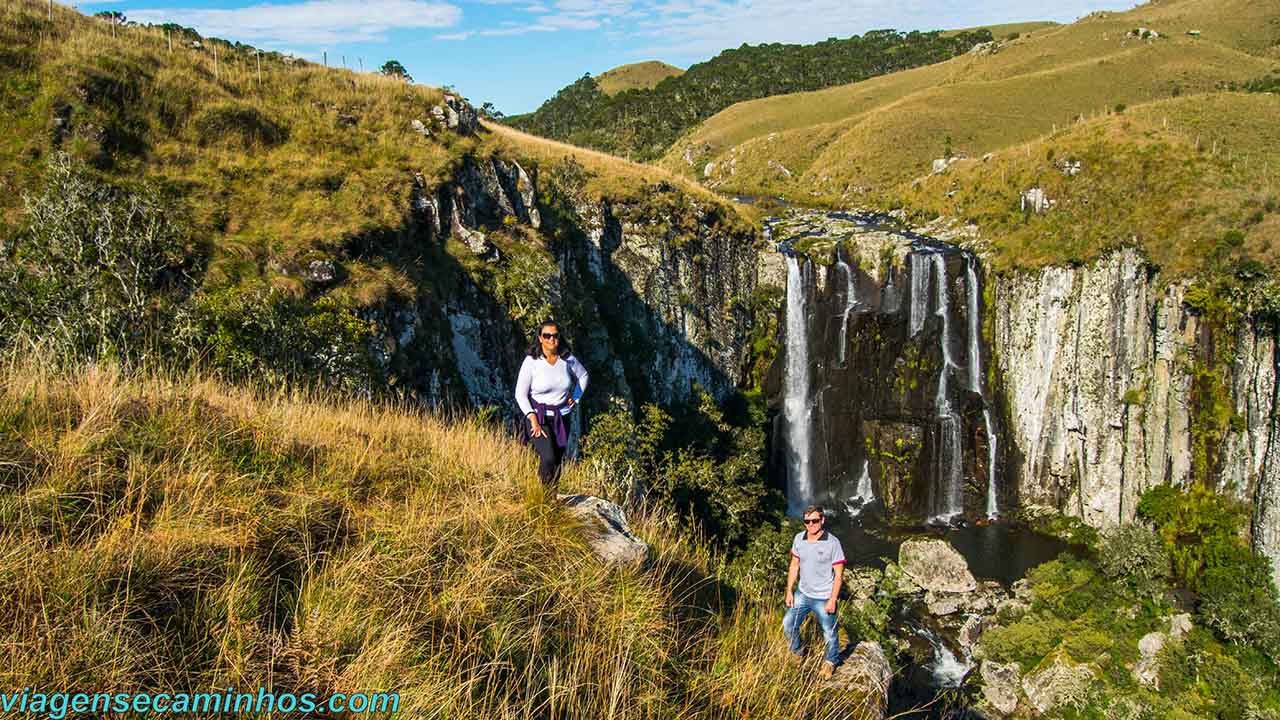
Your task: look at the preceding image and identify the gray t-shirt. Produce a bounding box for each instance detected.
[791,530,846,599]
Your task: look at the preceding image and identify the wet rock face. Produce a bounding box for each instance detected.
[767,209,1280,587]
[766,211,1000,523]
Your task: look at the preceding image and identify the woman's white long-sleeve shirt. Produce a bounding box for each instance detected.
[515,354,588,417]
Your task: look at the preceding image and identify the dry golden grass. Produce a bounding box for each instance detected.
[894,91,1280,274]
[595,61,684,96]
[658,0,1279,204]
[481,120,737,206]
[0,356,873,719]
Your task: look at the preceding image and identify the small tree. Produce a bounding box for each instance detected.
[480,102,505,120]
[379,60,412,82]
[94,10,126,24]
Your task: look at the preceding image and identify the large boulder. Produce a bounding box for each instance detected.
[827,641,893,720]
[1021,651,1096,715]
[898,539,977,593]
[1132,631,1165,688]
[979,660,1022,716]
[558,495,648,566]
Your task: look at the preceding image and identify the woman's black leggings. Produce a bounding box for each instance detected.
[531,433,567,485]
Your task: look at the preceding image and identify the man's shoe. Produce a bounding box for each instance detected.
[818,661,836,679]
[786,651,804,666]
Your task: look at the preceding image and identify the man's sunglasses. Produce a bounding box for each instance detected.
[803,518,822,525]
[541,332,559,339]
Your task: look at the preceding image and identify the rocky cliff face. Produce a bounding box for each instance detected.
[766,210,1280,584]
[992,249,1280,583]
[368,153,759,417]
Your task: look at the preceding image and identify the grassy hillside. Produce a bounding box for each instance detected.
[508,28,993,161]
[941,21,1058,39]
[0,358,865,718]
[595,61,684,95]
[897,92,1280,276]
[662,0,1280,214]
[0,0,765,411]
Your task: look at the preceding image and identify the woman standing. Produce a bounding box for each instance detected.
[515,320,589,485]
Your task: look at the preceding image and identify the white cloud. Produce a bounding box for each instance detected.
[128,0,461,46]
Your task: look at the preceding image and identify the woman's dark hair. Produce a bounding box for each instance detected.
[526,319,572,359]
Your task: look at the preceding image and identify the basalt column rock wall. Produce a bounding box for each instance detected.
[991,248,1280,584]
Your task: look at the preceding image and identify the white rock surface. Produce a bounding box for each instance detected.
[558,495,648,565]
[898,539,977,593]
[980,660,1022,715]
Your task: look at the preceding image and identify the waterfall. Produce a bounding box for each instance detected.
[784,255,814,515]
[846,457,875,515]
[915,626,973,688]
[966,257,1000,519]
[931,254,963,522]
[908,252,930,337]
[835,248,857,366]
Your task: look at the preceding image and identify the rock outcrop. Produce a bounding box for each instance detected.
[899,539,978,594]
[558,495,648,565]
[371,154,758,418]
[979,660,1022,715]
[1021,651,1096,715]
[767,208,1280,586]
[827,641,893,720]
[993,248,1280,585]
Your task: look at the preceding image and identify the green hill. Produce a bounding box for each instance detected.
[595,60,684,95]
[507,28,995,161]
[0,0,763,409]
[659,0,1280,277]
[662,0,1278,200]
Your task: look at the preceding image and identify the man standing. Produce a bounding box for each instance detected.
[784,505,846,678]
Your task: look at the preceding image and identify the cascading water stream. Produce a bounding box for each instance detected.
[914,625,974,688]
[965,257,1000,519]
[783,255,813,515]
[931,253,963,522]
[908,252,930,337]
[835,247,857,367]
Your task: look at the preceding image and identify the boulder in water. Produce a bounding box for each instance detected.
[899,538,977,593]
[558,495,649,566]
[826,641,893,720]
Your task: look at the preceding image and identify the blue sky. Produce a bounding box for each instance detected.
[81,0,1139,114]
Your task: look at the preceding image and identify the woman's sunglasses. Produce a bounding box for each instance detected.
[541,332,559,340]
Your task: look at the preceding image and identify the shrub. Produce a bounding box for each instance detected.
[1136,484,1249,591]
[1199,548,1280,661]
[0,153,196,362]
[580,388,775,548]
[724,519,801,600]
[180,286,375,390]
[1098,522,1169,599]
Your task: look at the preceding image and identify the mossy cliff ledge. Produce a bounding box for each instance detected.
[765,210,1280,585]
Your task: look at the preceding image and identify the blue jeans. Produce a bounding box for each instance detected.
[783,593,840,664]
